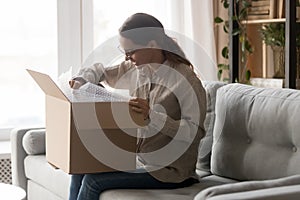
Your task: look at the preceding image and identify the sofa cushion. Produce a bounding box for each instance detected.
[22,129,46,155]
[24,155,70,200]
[195,174,300,200]
[100,184,207,200]
[197,81,226,172]
[24,156,234,200]
[100,174,236,200]
[211,83,300,180]
[196,185,300,200]
[27,180,64,200]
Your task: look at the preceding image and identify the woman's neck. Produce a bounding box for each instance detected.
[150,50,166,69]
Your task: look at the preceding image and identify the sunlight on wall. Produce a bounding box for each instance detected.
[93,0,168,48]
[0,0,189,129]
[0,0,57,128]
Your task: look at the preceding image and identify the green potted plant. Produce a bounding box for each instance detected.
[214,0,253,83]
[260,23,285,78]
[260,22,300,79]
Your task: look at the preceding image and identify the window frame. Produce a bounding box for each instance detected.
[57,0,93,75]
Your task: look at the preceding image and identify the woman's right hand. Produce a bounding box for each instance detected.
[69,80,83,89]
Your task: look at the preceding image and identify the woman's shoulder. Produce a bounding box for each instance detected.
[103,60,135,71]
[172,62,200,82]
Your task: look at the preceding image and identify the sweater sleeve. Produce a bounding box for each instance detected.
[148,81,206,143]
[74,61,135,88]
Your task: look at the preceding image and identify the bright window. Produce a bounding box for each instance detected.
[0,0,212,133]
[93,0,169,47]
[84,0,170,66]
[0,0,57,130]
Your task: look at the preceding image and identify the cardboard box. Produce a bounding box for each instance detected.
[27,69,144,174]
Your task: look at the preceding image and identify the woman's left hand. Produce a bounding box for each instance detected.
[129,98,150,120]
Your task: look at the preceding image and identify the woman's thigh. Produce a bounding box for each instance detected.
[76,170,197,200]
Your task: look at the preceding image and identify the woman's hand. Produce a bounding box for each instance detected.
[69,80,83,89]
[69,77,87,89]
[129,98,150,120]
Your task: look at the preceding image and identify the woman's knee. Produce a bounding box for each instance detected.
[81,174,101,191]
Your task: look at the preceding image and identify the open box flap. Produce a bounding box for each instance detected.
[27,69,68,101]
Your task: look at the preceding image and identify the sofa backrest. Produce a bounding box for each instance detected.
[197,81,227,172]
[211,83,300,181]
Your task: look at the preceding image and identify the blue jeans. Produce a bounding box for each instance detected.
[68,170,198,200]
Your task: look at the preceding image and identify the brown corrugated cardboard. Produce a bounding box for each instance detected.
[27,69,144,174]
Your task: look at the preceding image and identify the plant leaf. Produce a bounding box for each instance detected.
[218,64,230,70]
[245,70,251,81]
[221,46,229,59]
[214,17,224,24]
[245,40,253,54]
[232,28,240,36]
[223,25,229,33]
[218,69,223,80]
[242,0,251,8]
[223,1,229,9]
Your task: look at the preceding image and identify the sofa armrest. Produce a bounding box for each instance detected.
[10,128,45,191]
[201,185,300,200]
[194,175,300,200]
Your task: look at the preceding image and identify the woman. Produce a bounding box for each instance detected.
[69,13,206,200]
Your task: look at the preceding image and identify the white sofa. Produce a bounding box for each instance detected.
[11,82,300,200]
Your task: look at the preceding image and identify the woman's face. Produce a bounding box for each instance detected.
[119,36,156,67]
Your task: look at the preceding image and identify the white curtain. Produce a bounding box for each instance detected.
[164,0,218,81]
[70,0,218,81]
